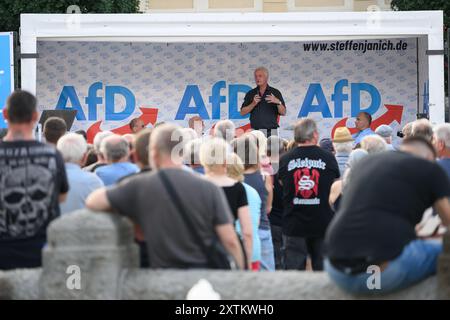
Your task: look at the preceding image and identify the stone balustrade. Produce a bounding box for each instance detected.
[0,209,448,300]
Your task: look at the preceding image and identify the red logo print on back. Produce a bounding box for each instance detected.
[293,168,320,199]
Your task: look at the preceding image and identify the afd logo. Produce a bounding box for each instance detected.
[56,82,135,121]
[56,81,252,122]
[55,79,381,122]
[299,79,381,118]
[175,81,252,120]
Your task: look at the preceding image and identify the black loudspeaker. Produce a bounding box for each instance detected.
[38,110,78,131]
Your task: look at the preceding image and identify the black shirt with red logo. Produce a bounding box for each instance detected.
[279,145,340,238]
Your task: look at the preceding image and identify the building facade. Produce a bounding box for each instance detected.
[139,0,392,13]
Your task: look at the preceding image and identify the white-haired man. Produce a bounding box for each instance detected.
[434,123,450,179]
[240,67,286,137]
[57,133,104,214]
[361,135,387,154]
[375,124,395,151]
[84,131,114,172]
[95,135,139,186]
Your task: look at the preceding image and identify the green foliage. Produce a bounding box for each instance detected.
[391,0,450,27]
[0,0,140,33]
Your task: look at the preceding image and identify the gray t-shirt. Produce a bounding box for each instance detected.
[106,168,233,268]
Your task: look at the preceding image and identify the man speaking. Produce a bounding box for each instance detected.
[240,67,286,137]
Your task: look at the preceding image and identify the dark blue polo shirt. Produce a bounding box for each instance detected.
[241,85,285,130]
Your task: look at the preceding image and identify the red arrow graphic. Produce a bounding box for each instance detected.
[331,104,403,139]
[86,107,159,143]
[370,104,403,129]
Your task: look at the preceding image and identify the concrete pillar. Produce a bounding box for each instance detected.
[438,231,450,299]
[39,209,139,300]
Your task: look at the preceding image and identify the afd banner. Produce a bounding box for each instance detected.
[0,32,15,129]
[36,39,418,141]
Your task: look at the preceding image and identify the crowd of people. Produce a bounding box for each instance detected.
[1,90,450,295]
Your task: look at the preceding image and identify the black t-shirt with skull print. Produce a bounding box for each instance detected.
[0,140,69,270]
[278,145,340,238]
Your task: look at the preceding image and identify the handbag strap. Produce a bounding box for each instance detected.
[158,170,210,256]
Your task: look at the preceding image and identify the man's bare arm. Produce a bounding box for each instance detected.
[85,188,113,212]
[265,93,286,116]
[433,197,450,226]
[240,95,260,116]
[277,103,287,116]
[59,193,68,203]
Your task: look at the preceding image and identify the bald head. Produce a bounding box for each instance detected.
[355,112,372,131]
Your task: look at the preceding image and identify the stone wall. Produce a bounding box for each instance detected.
[0,209,448,300]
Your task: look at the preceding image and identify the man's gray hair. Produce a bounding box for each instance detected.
[434,123,450,149]
[254,66,269,77]
[375,124,393,138]
[57,132,87,164]
[402,122,414,138]
[361,135,387,154]
[214,120,236,143]
[294,119,317,143]
[100,135,130,163]
[412,119,433,142]
[93,131,113,153]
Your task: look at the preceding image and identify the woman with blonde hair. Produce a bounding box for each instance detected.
[200,138,253,269]
[227,152,262,271]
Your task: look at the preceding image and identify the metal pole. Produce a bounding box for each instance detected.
[447,27,450,122]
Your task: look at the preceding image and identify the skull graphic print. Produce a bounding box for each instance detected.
[0,165,54,238]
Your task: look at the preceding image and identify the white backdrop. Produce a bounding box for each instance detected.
[36,38,419,141]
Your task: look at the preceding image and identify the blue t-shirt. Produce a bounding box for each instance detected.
[61,163,104,214]
[95,162,139,186]
[438,158,450,180]
[244,171,269,230]
[236,183,262,262]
